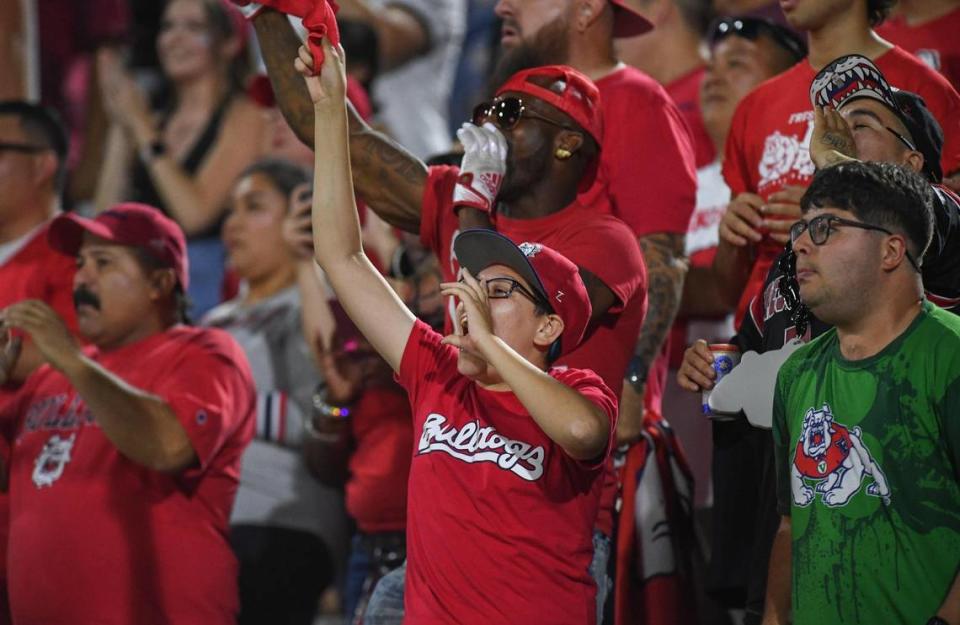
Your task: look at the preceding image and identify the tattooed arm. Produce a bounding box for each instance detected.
[252,9,427,233]
[617,232,688,444]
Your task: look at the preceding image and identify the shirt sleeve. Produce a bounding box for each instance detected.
[722,96,754,197]
[603,88,697,237]
[152,334,255,478]
[553,366,618,469]
[419,165,460,256]
[397,320,459,407]
[561,216,646,312]
[772,371,792,517]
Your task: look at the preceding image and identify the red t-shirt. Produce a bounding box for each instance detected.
[420,166,647,397]
[398,320,617,625]
[723,45,960,324]
[346,384,413,533]
[878,8,960,91]
[666,65,717,168]
[579,65,697,414]
[1,327,255,625]
[0,222,77,611]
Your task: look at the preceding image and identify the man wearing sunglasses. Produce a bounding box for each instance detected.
[714,0,960,335]
[764,161,960,625]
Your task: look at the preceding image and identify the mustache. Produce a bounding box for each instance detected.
[73,286,101,311]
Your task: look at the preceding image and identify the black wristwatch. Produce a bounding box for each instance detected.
[927,617,951,625]
[624,354,646,394]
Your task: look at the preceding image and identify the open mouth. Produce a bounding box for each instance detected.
[501,24,520,43]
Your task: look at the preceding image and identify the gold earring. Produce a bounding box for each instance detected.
[555,148,572,160]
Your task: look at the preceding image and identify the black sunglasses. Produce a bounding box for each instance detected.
[709,17,807,63]
[789,214,921,272]
[472,97,573,132]
[0,142,48,154]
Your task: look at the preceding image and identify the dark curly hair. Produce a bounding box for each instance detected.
[801,161,935,263]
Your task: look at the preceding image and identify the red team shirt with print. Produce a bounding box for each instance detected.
[579,66,697,414]
[723,46,960,324]
[0,223,77,623]
[397,320,618,625]
[0,327,255,625]
[878,7,960,91]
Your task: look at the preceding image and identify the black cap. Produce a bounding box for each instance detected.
[810,54,943,182]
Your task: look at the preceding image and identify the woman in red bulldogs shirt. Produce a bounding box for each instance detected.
[297,39,617,625]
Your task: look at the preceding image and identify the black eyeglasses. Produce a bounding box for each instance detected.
[472,97,573,132]
[0,142,48,154]
[883,126,918,153]
[461,276,549,308]
[789,214,921,272]
[709,17,807,63]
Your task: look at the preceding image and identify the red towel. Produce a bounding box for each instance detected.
[257,0,340,72]
[614,411,699,625]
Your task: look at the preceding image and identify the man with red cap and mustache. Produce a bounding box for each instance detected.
[0,203,256,625]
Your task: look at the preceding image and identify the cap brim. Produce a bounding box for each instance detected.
[453,229,549,305]
[611,0,653,38]
[47,213,119,257]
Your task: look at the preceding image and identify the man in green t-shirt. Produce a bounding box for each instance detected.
[765,161,960,625]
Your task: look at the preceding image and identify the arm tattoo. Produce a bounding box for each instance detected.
[632,233,689,382]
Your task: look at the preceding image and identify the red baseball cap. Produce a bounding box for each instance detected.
[454,229,591,359]
[610,0,653,38]
[48,203,190,290]
[496,64,604,145]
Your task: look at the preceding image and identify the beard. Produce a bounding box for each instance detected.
[489,14,571,95]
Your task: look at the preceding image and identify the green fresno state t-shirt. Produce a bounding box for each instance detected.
[773,302,960,625]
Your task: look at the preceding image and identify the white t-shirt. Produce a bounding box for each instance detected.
[371,0,466,158]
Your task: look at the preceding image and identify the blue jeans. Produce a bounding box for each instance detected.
[343,535,370,623]
[362,533,612,625]
[363,559,406,625]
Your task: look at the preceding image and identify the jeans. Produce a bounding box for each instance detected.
[362,532,612,625]
[362,559,406,625]
[186,236,226,319]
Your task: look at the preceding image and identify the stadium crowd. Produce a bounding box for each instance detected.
[0,0,958,624]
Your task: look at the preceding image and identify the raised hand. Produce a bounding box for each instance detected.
[96,48,152,138]
[439,268,495,355]
[293,38,346,108]
[763,184,806,245]
[810,105,858,170]
[453,122,508,215]
[283,183,315,259]
[0,301,80,375]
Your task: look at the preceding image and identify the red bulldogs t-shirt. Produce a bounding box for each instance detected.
[723,46,960,324]
[398,321,618,625]
[878,8,960,91]
[1,327,255,625]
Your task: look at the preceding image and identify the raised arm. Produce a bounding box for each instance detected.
[252,9,426,233]
[299,40,415,372]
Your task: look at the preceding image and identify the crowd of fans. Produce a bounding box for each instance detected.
[0,0,958,624]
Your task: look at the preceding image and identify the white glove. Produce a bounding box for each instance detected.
[453,122,507,214]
